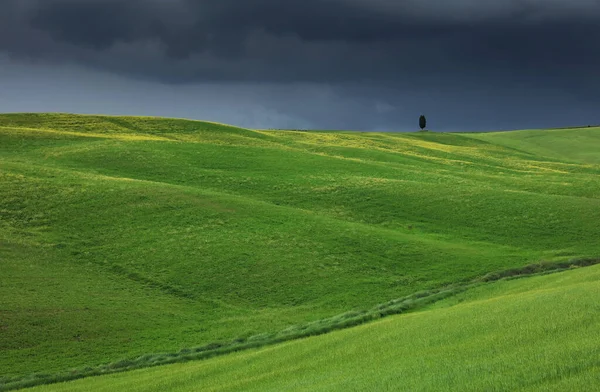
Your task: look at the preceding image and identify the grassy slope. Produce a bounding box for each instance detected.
[29,264,600,392]
[1,114,600,379]
[465,127,600,164]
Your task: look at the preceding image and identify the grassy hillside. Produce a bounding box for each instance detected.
[465,126,600,164]
[27,263,600,392]
[1,113,600,383]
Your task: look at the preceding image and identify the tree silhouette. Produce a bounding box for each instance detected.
[419,115,427,130]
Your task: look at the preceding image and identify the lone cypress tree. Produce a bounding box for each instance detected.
[419,115,427,130]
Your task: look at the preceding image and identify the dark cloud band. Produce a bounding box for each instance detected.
[1,0,599,88]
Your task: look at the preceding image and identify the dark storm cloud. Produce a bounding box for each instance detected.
[1,0,600,131]
[29,1,141,50]
[1,0,599,85]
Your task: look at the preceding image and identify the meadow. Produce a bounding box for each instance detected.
[26,262,600,391]
[1,113,599,389]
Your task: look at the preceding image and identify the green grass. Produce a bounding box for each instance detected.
[465,126,600,164]
[1,113,600,386]
[26,263,600,392]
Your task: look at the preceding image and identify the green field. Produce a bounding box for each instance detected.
[28,263,600,392]
[1,113,599,389]
[467,127,600,164]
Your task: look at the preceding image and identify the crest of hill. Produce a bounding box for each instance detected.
[0,113,271,144]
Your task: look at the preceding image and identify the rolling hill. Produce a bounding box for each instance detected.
[26,263,600,392]
[1,113,599,389]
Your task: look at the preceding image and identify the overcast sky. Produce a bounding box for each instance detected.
[1,0,599,131]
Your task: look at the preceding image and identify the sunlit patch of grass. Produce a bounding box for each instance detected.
[466,127,600,164]
[0,126,171,141]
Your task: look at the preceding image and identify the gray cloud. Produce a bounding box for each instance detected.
[0,0,597,84]
[1,1,599,130]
